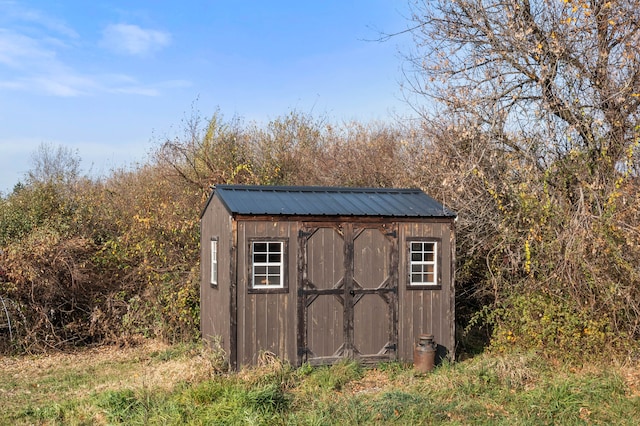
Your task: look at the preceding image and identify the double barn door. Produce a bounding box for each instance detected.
[297,223,398,365]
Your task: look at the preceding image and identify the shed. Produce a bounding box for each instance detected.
[200,185,456,369]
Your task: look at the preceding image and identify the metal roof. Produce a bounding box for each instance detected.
[210,185,456,218]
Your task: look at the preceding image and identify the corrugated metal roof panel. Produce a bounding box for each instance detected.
[212,185,456,218]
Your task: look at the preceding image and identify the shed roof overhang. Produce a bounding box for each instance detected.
[201,185,457,219]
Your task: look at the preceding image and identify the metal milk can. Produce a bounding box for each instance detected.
[413,334,437,373]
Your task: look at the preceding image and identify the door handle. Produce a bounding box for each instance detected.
[349,289,355,296]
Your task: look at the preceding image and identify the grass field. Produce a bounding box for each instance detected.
[1,340,639,425]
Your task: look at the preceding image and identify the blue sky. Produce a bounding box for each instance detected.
[0,1,415,193]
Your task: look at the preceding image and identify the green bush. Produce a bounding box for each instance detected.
[485,293,617,360]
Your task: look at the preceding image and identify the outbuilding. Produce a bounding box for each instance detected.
[200,185,456,369]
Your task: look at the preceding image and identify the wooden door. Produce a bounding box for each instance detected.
[297,223,398,365]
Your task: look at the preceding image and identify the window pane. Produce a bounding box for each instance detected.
[252,241,284,288]
[267,275,281,286]
[409,240,438,286]
[211,240,218,285]
[268,265,280,275]
[269,242,282,252]
[251,240,285,288]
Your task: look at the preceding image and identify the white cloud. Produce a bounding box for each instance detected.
[0,80,22,90]
[31,73,96,97]
[0,29,56,68]
[100,24,171,56]
[0,0,78,39]
[0,5,183,97]
[110,79,191,96]
[0,28,89,96]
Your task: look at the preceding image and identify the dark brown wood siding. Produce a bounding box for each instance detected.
[236,220,298,367]
[201,201,455,368]
[297,222,399,366]
[397,220,455,363]
[304,226,345,360]
[351,225,397,361]
[200,196,232,357]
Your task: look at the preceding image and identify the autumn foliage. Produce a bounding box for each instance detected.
[2,0,640,360]
[403,0,640,358]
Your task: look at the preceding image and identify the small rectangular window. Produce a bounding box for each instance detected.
[252,241,284,289]
[409,240,438,286]
[210,239,218,286]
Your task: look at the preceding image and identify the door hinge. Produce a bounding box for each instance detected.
[384,343,397,351]
[298,230,313,238]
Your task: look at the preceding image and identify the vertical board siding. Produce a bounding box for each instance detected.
[307,228,345,358]
[353,294,389,354]
[308,296,345,358]
[236,220,298,367]
[308,228,345,290]
[200,197,232,356]
[303,223,398,364]
[398,221,455,363]
[203,192,455,368]
[353,228,392,357]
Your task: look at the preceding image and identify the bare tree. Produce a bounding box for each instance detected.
[155,110,255,193]
[399,1,640,353]
[404,0,640,198]
[28,143,82,186]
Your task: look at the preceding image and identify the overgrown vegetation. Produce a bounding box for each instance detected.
[1,342,639,425]
[0,115,426,353]
[1,0,640,363]
[401,0,640,358]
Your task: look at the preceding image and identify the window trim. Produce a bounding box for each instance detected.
[210,237,218,287]
[248,238,289,294]
[406,237,442,290]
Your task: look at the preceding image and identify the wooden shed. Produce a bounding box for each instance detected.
[200,185,456,369]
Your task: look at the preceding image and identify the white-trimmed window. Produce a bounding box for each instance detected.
[409,240,438,286]
[251,241,284,289]
[210,238,218,286]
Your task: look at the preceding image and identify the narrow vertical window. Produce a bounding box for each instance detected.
[252,241,283,289]
[210,238,218,286]
[409,240,438,286]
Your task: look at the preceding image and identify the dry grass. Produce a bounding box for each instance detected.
[1,342,639,425]
[344,368,395,395]
[622,364,640,398]
[0,339,219,423]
